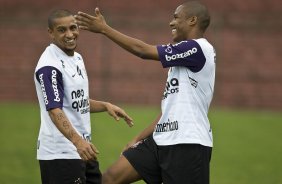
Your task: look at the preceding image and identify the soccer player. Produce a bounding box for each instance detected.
[75,1,215,183]
[34,9,133,184]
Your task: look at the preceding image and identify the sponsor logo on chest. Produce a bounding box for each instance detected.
[155,119,179,133]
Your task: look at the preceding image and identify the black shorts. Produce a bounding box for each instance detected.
[39,159,102,184]
[123,136,212,184]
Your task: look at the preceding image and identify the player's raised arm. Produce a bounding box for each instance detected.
[75,8,159,60]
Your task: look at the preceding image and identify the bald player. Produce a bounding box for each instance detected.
[75,1,216,183]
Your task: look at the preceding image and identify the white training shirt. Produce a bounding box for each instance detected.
[154,38,216,147]
[34,44,91,160]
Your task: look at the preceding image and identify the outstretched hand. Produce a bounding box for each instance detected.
[106,103,134,127]
[75,8,106,33]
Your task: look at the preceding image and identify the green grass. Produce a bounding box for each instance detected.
[0,103,282,184]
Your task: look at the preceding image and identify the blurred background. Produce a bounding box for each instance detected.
[0,0,281,183]
[0,0,281,109]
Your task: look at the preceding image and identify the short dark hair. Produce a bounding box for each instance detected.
[182,1,210,32]
[48,9,73,29]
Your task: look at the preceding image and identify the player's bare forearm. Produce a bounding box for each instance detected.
[89,99,109,113]
[48,108,99,160]
[134,113,161,141]
[48,108,82,144]
[75,8,159,60]
[102,24,159,60]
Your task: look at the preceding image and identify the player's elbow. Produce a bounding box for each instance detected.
[137,48,158,60]
[139,52,159,61]
[138,53,150,60]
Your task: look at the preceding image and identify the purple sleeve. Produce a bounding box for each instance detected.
[156,40,206,72]
[35,66,64,111]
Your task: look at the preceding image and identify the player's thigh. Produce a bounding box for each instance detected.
[102,155,141,184]
[122,136,162,184]
[39,159,86,184]
[159,144,212,184]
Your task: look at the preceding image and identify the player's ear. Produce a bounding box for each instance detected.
[48,28,55,40]
[187,16,197,26]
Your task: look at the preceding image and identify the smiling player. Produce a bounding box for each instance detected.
[34,9,133,184]
[75,1,216,183]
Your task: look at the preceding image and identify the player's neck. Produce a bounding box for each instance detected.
[188,30,204,40]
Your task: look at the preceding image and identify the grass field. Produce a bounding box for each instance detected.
[0,102,282,184]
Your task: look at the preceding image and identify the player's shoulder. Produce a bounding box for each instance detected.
[194,38,214,50]
[35,45,61,71]
[74,51,83,61]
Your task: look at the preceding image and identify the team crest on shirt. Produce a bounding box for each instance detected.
[165,46,172,54]
[189,77,198,88]
[71,65,84,79]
